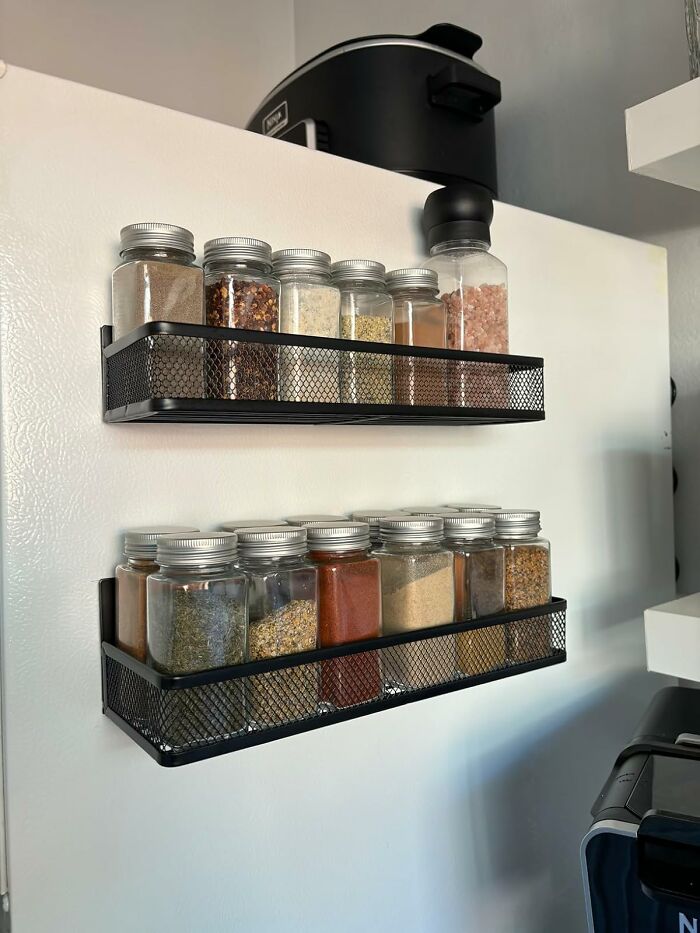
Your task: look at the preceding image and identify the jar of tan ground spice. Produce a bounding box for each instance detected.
[494,509,551,664]
[236,526,318,728]
[306,522,382,709]
[442,513,505,677]
[203,237,280,401]
[378,516,455,690]
[115,525,198,662]
[334,260,394,405]
[111,223,204,341]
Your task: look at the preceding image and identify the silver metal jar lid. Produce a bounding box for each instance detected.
[203,237,273,267]
[124,525,199,559]
[236,525,307,559]
[443,514,496,539]
[272,248,332,276]
[444,503,502,513]
[285,513,348,526]
[331,259,386,285]
[220,519,285,532]
[386,268,438,292]
[156,531,238,567]
[120,223,195,256]
[494,509,542,537]
[401,506,459,516]
[380,515,444,544]
[306,521,371,552]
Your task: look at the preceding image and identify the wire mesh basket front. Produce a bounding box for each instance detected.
[101,590,566,766]
[102,324,545,425]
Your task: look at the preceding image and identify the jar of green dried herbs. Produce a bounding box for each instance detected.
[377,516,455,690]
[494,509,551,664]
[333,259,394,405]
[442,513,505,677]
[237,525,319,728]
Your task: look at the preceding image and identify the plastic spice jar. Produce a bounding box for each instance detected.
[115,525,198,662]
[423,184,509,408]
[377,516,455,689]
[333,259,394,405]
[203,237,280,402]
[274,248,341,404]
[237,526,319,727]
[387,267,448,407]
[494,509,551,664]
[306,522,382,708]
[443,513,506,677]
[111,223,204,341]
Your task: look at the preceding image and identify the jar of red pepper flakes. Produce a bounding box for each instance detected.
[203,237,280,401]
[306,521,383,708]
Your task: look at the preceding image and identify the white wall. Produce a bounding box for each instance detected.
[0,0,294,129]
[0,68,674,933]
[293,0,700,594]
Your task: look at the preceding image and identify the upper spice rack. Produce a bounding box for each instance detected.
[101,324,545,426]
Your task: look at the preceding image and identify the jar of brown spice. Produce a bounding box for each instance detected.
[494,509,551,664]
[203,237,280,401]
[306,521,383,709]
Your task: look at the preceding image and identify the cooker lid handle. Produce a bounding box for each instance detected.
[428,63,501,119]
[416,24,484,59]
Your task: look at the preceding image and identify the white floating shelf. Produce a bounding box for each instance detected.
[626,76,700,192]
[645,593,700,681]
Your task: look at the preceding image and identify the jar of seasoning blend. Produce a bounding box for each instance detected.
[306,522,383,708]
[444,503,502,514]
[423,184,509,407]
[494,509,551,663]
[377,516,455,689]
[220,520,286,532]
[237,526,319,727]
[350,510,398,550]
[115,525,198,662]
[387,268,448,407]
[274,248,341,404]
[203,237,280,401]
[147,532,248,744]
[285,514,348,526]
[334,259,394,405]
[111,223,204,341]
[443,514,505,677]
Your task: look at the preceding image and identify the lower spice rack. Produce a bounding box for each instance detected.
[100,579,567,766]
[101,323,545,425]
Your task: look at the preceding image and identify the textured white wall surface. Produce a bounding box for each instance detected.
[0,69,675,933]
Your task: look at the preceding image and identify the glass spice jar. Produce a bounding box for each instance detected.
[285,514,348,526]
[147,532,248,745]
[306,522,383,709]
[494,509,552,664]
[203,237,280,401]
[111,223,204,341]
[333,259,394,405]
[423,184,509,408]
[400,507,459,517]
[115,525,198,662]
[377,516,455,690]
[274,248,341,404]
[236,526,319,728]
[350,510,399,551]
[444,503,502,514]
[443,513,506,677]
[220,520,286,532]
[387,268,448,407]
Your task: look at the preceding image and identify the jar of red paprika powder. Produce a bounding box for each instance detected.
[306,522,383,708]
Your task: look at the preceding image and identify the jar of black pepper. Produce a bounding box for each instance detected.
[387,268,448,407]
[333,259,394,405]
[494,509,551,664]
[203,237,280,401]
[237,526,319,728]
[274,248,341,404]
[443,513,506,677]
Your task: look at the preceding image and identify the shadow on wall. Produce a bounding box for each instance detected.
[448,668,667,932]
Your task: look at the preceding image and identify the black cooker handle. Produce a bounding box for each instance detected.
[428,63,501,119]
[417,24,483,59]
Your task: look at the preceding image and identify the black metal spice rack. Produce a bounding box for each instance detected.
[101,323,545,425]
[100,579,567,767]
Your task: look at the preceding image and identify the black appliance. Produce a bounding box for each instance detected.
[246,24,501,194]
[583,687,700,931]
